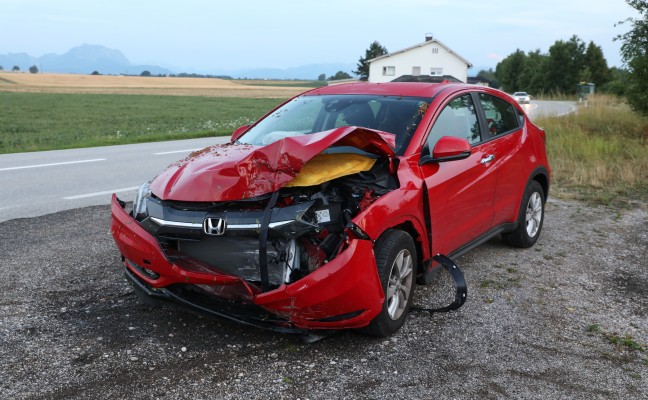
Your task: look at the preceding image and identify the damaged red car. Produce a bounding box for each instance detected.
[111,82,550,337]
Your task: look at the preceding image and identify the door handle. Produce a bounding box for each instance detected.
[481,154,495,164]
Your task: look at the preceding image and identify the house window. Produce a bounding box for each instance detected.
[412,66,421,76]
[382,66,395,76]
[430,68,443,76]
[432,47,439,54]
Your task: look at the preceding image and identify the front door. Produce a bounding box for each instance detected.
[420,93,497,255]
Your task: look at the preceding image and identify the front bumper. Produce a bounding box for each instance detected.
[110,194,384,331]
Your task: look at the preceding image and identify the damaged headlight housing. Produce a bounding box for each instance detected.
[132,181,152,220]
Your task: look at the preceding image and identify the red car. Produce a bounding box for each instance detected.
[111,82,550,337]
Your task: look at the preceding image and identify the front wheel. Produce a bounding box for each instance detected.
[502,180,545,248]
[362,229,417,337]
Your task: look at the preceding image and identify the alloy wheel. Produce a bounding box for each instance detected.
[525,192,543,238]
[386,249,414,320]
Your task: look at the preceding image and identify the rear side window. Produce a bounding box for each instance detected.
[478,94,520,137]
[426,94,480,150]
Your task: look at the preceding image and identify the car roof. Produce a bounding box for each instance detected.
[305,82,471,98]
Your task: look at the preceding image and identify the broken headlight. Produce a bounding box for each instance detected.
[133,181,152,220]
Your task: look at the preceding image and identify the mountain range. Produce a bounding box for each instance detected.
[0,44,173,76]
[0,44,356,79]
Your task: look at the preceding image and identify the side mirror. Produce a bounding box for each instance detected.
[419,136,471,165]
[230,125,250,143]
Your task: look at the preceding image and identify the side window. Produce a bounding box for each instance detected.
[478,93,520,137]
[426,94,480,151]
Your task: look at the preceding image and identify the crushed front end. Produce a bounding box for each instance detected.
[111,146,399,332]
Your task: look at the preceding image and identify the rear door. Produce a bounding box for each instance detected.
[420,93,497,255]
[474,92,527,226]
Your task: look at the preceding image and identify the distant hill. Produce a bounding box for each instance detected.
[0,44,356,79]
[0,44,172,75]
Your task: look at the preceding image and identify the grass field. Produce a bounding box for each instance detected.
[0,72,310,98]
[536,94,648,205]
[235,79,328,88]
[0,92,285,153]
[0,72,308,153]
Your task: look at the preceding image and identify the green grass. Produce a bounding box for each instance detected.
[587,324,646,352]
[536,94,648,204]
[0,92,285,153]
[607,334,646,352]
[235,80,327,88]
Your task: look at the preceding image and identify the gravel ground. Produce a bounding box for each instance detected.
[0,198,646,399]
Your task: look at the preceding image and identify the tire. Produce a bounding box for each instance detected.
[502,180,545,248]
[362,229,417,337]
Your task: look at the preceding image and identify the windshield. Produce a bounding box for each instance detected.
[238,94,431,155]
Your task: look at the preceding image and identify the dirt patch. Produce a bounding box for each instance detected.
[0,198,646,399]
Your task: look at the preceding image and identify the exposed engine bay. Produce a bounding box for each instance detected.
[136,154,398,291]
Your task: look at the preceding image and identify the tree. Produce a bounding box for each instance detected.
[12,66,20,71]
[355,41,388,80]
[599,67,630,96]
[0,66,3,71]
[583,41,611,86]
[29,65,38,74]
[495,49,527,92]
[616,0,648,115]
[317,73,326,81]
[519,50,548,95]
[545,36,586,94]
[328,71,352,81]
[495,36,611,96]
[140,70,152,77]
[91,70,100,75]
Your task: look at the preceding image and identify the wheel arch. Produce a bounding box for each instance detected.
[528,166,550,201]
[385,221,425,276]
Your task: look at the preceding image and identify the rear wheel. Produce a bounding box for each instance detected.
[362,229,417,337]
[502,180,545,248]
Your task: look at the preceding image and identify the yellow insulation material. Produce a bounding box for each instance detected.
[286,153,376,187]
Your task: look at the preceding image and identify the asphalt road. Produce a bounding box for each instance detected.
[523,100,576,119]
[0,136,229,223]
[0,100,574,223]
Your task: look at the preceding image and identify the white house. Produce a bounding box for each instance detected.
[368,36,472,83]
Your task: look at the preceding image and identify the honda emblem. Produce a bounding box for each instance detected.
[203,218,226,236]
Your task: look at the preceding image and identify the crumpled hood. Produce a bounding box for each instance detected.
[150,127,396,202]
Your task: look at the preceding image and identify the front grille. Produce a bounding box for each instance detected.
[173,235,285,285]
[141,196,327,289]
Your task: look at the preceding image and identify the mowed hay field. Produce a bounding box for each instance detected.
[0,72,318,153]
[0,72,311,98]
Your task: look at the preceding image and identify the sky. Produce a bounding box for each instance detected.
[0,0,640,73]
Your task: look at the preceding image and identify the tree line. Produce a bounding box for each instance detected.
[483,0,648,116]
[485,35,613,96]
[0,65,39,73]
